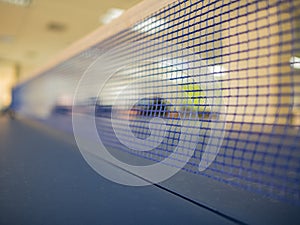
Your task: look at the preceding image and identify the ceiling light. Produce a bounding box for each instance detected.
[0,0,31,7]
[100,8,124,25]
[210,65,227,77]
[290,56,300,69]
[133,17,167,34]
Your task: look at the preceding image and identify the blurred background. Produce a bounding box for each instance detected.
[0,0,142,109]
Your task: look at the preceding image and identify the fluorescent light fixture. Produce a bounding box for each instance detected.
[210,64,227,77]
[133,17,167,34]
[100,8,124,25]
[290,56,300,69]
[0,0,31,7]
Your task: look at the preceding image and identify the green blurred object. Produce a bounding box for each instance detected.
[182,84,209,112]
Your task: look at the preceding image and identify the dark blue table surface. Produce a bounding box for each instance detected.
[0,116,235,225]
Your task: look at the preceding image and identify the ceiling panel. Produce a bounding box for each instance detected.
[0,0,142,81]
[0,3,27,35]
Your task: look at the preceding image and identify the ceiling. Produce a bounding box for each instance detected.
[0,1,299,82]
[0,0,142,82]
